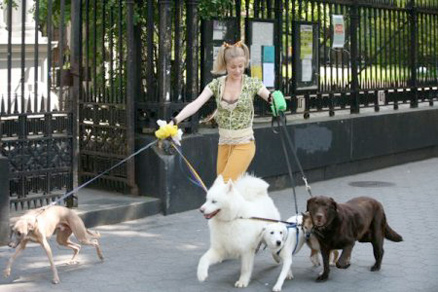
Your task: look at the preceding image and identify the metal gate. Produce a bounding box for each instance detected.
[76,1,136,194]
[0,0,73,209]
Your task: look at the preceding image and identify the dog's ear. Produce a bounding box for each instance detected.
[306,197,315,211]
[214,175,224,186]
[329,197,338,211]
[282,225,288,241]
[225,179,234,194]
[26,218,36,231]
[255,227,267,253]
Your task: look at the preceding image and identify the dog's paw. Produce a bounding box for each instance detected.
[310,255,320,266]
[316,273,328,282]
[272,284,282,291]
[3,268,11,278]
[286,269,294,280]
[336,262,350,269]
[52,277,60,284]
[197,270,208,282]
[234,280,249,288]
[370,264,381,271]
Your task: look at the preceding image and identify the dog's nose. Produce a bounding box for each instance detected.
[199,208,204,214]
[276,240,282,246]
[316,214,323,221]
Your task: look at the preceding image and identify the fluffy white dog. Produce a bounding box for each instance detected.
[261,214,307,292]
[197,174,280,288]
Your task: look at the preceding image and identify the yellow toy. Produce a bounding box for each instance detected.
[155,120,183,145]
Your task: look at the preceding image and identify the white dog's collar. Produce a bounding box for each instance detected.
[276,222,302,256]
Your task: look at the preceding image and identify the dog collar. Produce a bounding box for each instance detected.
[276,223,302,256]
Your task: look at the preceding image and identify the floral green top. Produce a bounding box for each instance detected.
[207,75,265,144]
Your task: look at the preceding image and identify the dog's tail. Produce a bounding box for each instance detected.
[384,223,403,242]
[86,229,101,238]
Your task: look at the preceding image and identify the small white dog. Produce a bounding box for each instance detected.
[261,214,307,292]
[197,174,280,288]
[262,212,339,291]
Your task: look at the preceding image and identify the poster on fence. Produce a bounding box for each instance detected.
[246,19,276,88]
[293,21,319,91]
[262,46,275,88]
[332,15,345,48]
[201,18,239,87]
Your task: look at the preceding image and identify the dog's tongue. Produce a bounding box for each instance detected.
[204,210,219,219]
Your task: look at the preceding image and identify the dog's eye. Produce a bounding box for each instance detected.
[280,232,283,235]
[270,231,274,235]
[211,200,217,204]
[16,232,22,237]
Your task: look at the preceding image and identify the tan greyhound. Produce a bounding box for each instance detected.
[3,205,104,284]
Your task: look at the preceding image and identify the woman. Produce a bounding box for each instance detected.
[171,41,272,182]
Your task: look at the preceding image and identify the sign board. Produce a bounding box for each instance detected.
[293,21,319,91]
[246,19,276,89]
[201,18,239,87]
[332,15,345,48]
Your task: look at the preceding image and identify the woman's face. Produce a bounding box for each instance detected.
[226,56,246,80]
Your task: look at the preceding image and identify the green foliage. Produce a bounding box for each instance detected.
[30,0,71,28]
[198,0,233,19]
[0,0,18,10]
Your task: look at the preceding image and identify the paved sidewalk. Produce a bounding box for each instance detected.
[1,158,437,292]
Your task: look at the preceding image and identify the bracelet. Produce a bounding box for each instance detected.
[171,117,178,125]
[267,93,273,103]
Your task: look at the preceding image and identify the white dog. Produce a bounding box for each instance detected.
[261,214,307,292]
[262,212,340,291]
[197,174,280,288]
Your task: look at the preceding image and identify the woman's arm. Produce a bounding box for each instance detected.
[257,86,272,103]
[171,86,214,124]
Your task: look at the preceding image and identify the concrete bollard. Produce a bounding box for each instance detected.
[0,155,10,245]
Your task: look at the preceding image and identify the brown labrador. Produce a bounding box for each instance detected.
[307,196,403,282]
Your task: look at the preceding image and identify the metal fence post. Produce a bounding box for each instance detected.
[186,0,199,132]
[126,0,139,195]
[0,155,10,245]
[275,0,282,89]
[69,0,82,207]
[350,0,360,114]
[158,0,172,121]
[409,0,418,108]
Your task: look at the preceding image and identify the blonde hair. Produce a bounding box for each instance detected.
[211,41,250,75]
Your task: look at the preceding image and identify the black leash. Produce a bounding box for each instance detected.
[274,111,312,197]
[271,99,313,214]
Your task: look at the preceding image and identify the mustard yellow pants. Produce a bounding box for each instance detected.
[217,141,256,182]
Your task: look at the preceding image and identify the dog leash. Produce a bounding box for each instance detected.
[171,142,208,193]
[241,216,293,225]
[271,111,313,197]
[47,139,159,207]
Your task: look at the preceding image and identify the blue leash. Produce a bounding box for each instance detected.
[50,139,158,206]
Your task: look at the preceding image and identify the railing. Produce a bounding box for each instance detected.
[135,0,438,131]
[0,0,74,209]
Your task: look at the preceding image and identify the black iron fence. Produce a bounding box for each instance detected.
[0,0,73,209]
[77,0,136,194]
[136,0,438,127]
[2,0,438,208]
